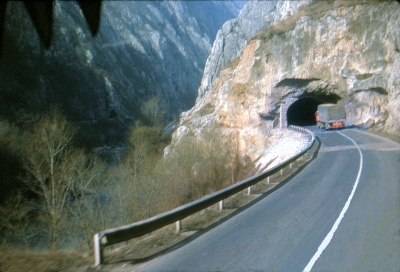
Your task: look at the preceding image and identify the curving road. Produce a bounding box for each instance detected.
[136,129,400,272]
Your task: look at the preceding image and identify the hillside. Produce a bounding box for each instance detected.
[0,1,244,146]
[169,0,400,164]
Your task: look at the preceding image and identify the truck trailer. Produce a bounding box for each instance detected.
[315,104,346,129]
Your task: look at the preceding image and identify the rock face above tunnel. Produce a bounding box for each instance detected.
[169,1,400,161]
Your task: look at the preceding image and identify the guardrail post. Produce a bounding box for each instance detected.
[267,176,270,184]
[280,169,283,175]
[175,220,181,233]
[219,200,224,211]
[290,163,292,169]
[247,186,252,195]
[94,233,103,266]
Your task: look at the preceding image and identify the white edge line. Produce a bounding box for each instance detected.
[303,131,363,272]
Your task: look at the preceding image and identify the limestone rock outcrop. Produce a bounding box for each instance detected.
[198,0,310,99]
[170,1,400,162]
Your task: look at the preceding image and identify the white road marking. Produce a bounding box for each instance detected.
[303,131,364,272]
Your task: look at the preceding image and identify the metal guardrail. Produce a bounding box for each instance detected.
[289,125,315,142]
[93,126,315,265]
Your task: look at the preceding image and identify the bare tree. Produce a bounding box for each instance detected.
[0,193,35,248]
[20,109,103,250]
[105,125,165,223]
[140,96,167,126]
[160,129,249,209]
[160,133,202,207]
[66,154,106,250]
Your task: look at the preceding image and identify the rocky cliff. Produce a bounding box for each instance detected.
[169,0,400,163]
[197,0,310,99]
[0,1,243,123]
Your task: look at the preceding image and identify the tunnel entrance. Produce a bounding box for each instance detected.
[287,97,320,126]
[286,93,341,126]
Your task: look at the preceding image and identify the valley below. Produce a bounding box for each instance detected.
[0,0,399,271]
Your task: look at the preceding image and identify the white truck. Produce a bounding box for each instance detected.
[315,104,346,129]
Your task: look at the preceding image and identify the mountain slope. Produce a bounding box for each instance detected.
[0,1,244,123]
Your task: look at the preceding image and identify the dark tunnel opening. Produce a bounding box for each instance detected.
[287,94,342,126]
[287,98,320,126]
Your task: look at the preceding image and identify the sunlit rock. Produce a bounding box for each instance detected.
[170,1,400,163]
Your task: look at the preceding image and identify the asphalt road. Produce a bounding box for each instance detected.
[136,129,400,272]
